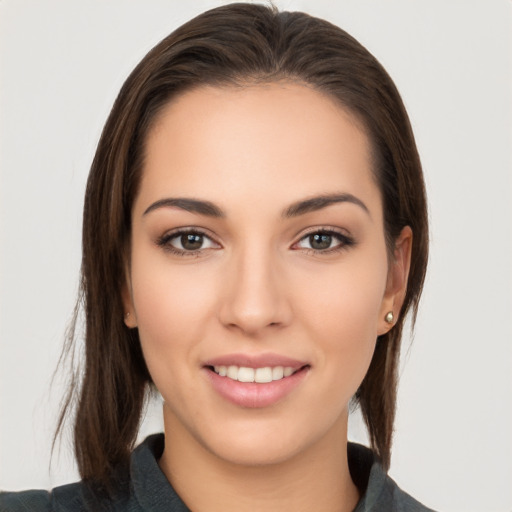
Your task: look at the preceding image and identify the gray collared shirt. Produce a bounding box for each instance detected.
[0,434,436,511]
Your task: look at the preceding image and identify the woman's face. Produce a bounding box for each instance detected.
[124,82,410,466]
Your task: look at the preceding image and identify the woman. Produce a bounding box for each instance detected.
[1,3,432,511]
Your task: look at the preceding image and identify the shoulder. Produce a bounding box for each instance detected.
[0,434,178,512]
[0,479,135,512]
[348,442,437,512]
[0,482,87,512]
[370,473,437,512]
[1,489,50,511]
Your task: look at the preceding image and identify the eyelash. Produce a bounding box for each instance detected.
[292,228,355,255]
[156,228,219,257]
[156,227,355,256]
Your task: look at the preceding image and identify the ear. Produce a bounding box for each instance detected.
[121,269,138,329]
[377,226,413,335]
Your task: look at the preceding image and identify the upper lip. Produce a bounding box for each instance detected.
[203,353,308,369]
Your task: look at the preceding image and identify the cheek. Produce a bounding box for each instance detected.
[129,262,217,417]
[297,256,387,334]
[293,253,388,380]
[133,245,217,315]
[129,254,219,372]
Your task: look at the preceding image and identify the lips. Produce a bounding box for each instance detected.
[203,353,310,408]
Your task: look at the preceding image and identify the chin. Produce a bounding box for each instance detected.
[206,431,306,467]
[192,410,346,468]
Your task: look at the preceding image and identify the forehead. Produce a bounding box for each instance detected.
[137,82,380,217]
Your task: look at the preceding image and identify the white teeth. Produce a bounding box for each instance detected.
[255,367,273,383]
[283,367,294,377]
[212,365,298,382]
[214,365,227,376]
[272,366,284,380]
[238,367,255,382]
[227,365,238,379]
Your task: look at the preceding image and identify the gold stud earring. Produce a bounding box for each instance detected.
[385,311,394,324]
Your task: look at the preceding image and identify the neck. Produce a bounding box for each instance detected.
[158,406,360,512]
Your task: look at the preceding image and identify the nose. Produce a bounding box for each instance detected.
[218,246,292,336]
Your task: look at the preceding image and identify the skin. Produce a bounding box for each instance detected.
[123,82,411,512]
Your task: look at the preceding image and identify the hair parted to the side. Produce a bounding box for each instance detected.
[55,2,428,491]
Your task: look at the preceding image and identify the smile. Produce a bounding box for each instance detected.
[212,365,296,383]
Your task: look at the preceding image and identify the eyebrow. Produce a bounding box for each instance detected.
[283,193,370,218]
[143,198,225,217]
[143,192,369,218]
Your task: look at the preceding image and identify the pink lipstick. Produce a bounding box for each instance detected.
[203,353,310,408]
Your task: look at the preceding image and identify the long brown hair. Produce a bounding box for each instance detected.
[56,2,428,490]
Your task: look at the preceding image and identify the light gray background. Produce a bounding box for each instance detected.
[1,1,511,511]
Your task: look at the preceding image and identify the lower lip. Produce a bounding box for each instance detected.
[204,367,309,408]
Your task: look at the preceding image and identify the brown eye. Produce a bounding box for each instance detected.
[309,233,333,250]
[159,230,220,254]
[180,233,204,250]
[294,230,354,253]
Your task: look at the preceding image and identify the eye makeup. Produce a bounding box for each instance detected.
[156,227,221,256]
[155,225,356,258]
